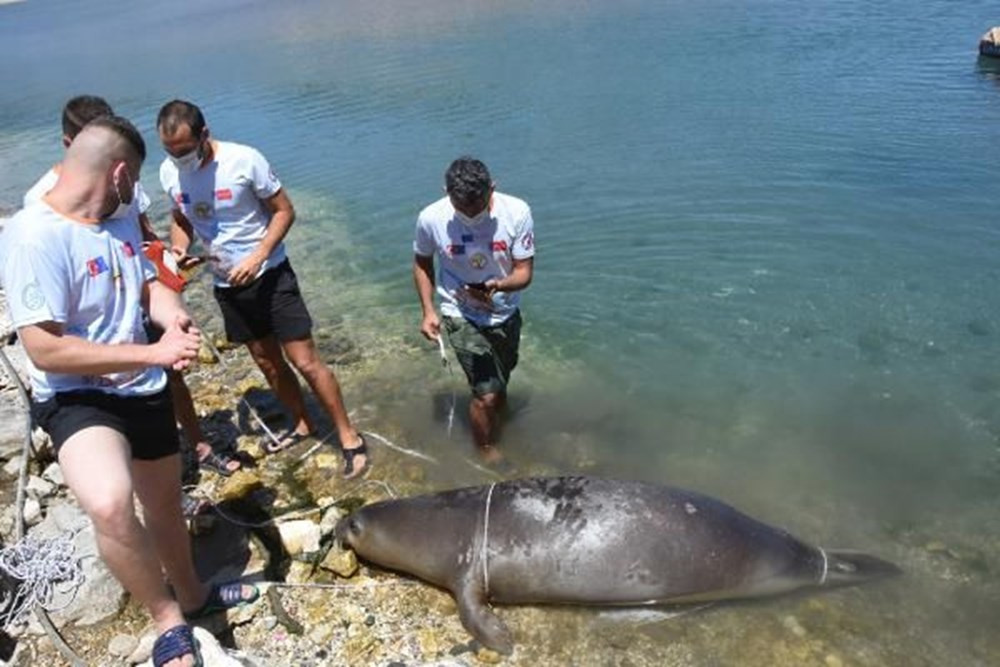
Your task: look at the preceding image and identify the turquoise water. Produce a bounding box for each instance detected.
[3,1,1000,664]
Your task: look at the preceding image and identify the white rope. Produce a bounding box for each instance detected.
[817,546,829,585]
[0,534,85,629]
[436,335,457,438]
[264,580,421,592]
[481,482,497,596]
[362,430,439,465]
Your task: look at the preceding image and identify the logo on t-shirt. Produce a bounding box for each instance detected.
[194,202,213,219]
[175,193,190,205]
[86,256,110,277]
[491,241,508,252]
[447,244,466,256]
[122,242,135,258]
[215,189,233,201]
[469,252,487,270]
[21,282,44,310]
[521,232,534,251]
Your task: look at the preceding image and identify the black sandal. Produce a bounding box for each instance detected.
[198,450,241,477]
[341,434,370,480]
[263,429,310,455]
[152,624,203,667]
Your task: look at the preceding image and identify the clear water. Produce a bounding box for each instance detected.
[2,1,1000,664]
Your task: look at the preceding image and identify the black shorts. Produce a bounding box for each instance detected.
[213,260,313,344]
[32,388,180,461]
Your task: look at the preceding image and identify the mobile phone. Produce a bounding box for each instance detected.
[466,281,488,291]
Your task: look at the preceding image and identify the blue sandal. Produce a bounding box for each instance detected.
[153,624,202,667]
[184,582,260,620]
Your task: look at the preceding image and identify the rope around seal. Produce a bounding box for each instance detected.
[817,546,829,586]
[480,482,497,596]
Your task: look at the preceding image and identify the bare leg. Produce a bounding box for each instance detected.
[167,371,240,473]
[58,427,195,667]
[470,391,506,463]
[245,335,313,437]
[282,337,360,448]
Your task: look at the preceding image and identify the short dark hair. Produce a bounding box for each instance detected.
[88,115,147,162]
[156,99,206,138]
[445,156,492,206]
[62,95,114,139]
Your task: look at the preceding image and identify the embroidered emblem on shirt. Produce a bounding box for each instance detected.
[491,240,508,252]
[21,282,44,310]
[86,256,110,277]
[176,193,190,205]
[469,252,487,270]
[447,244,466,256]
[215,188,233,201]
[521,232,534,251]
[461,234,474,243]
[194,202,213,219]
[122,242,135,257]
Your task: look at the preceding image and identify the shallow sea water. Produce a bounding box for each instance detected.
[2,0,1000,664]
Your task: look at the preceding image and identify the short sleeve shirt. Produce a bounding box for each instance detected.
[159,141,285,287]
[0,200,165,401]
[414,191,535,327]
[24,165,152,216]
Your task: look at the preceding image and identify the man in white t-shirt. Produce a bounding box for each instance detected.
[0,117,255,667]
[413,156,535,463]
[156,99,369,479]
[23,95,242,487]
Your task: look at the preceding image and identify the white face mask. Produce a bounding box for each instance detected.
[105,170,133,220]
[169,147,202,173]
[455,208,489,226]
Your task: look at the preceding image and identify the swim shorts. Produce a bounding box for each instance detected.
[442,309,522,397]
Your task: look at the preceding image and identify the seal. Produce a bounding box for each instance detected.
[336,476,900,654]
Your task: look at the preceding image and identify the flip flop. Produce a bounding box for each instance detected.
[198,450,241,477]
[152,624,202,667]
[184,582,260,620]
[263,430,310,455]
[341,433,370,480]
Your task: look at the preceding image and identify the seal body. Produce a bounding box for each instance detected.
[336,476,899,654]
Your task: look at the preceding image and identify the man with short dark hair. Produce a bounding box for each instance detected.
[1,116,253,667]
[156,99,369,478]
[413,156,535,463]
[24,95,242,485]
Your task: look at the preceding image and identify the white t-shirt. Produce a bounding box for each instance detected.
[0,200,165,401]
[414,192,535,327]
[159,141,285,287]
[24,165,152,216]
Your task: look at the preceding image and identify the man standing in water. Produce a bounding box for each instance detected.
[156,99,369,479]
[413,156,535,463]
[2,117,256,667]
[24,94,242,488]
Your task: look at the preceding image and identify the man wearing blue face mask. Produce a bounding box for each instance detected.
[156,99,369,479]
[413,156,536,464]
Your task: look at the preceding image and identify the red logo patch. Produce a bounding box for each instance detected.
[215,189,233,201]
[122,242,135,257]
[491,241,508,252]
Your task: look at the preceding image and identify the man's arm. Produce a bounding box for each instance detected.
[486,257,533,294]
[413,253,440,341]
[227,189,295,286]
[18,319,199,375]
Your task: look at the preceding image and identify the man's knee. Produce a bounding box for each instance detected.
[86,493,137,539]
[472,392,502,411]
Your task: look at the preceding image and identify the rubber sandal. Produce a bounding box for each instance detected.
[181,492,208,519]
[184,581,260,620]
[152,624,203,667]
[263,430,310,455]
[198,450,241,477]
[341,434,370,480]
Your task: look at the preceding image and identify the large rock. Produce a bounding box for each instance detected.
[980,27,1000,56]
[27,500,125,627]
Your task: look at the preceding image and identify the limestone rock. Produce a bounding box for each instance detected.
[277,520,321,556]
[216,469,264,502]
[108,633,138,658]
[22,498,41,526]
[127,632,156,664]
[25,475,56,500]
[319,505,347,538]
[41,462,64,487]
[319,543,358,577]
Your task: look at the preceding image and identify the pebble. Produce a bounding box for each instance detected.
[127,633,156,664]
[319,544,358,577]
[41,462,64,486]
[825,654,844,667]
[3,455,22,476]
[107,633,138,658]
[22,497,41,525]
[25,474,56,499]
[782,615,807,638]
[277,519,322,556]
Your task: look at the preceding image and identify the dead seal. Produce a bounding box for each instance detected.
[336,476,899,654]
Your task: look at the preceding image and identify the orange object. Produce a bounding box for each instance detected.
[143,240,187,293]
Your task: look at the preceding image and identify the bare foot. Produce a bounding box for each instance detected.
[478,444,504,465]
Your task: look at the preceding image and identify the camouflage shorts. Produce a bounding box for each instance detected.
[442,310,522,397]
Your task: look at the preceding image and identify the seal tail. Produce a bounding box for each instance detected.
[817,548,902,587]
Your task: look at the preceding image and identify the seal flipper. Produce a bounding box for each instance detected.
[453,575,514,654]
